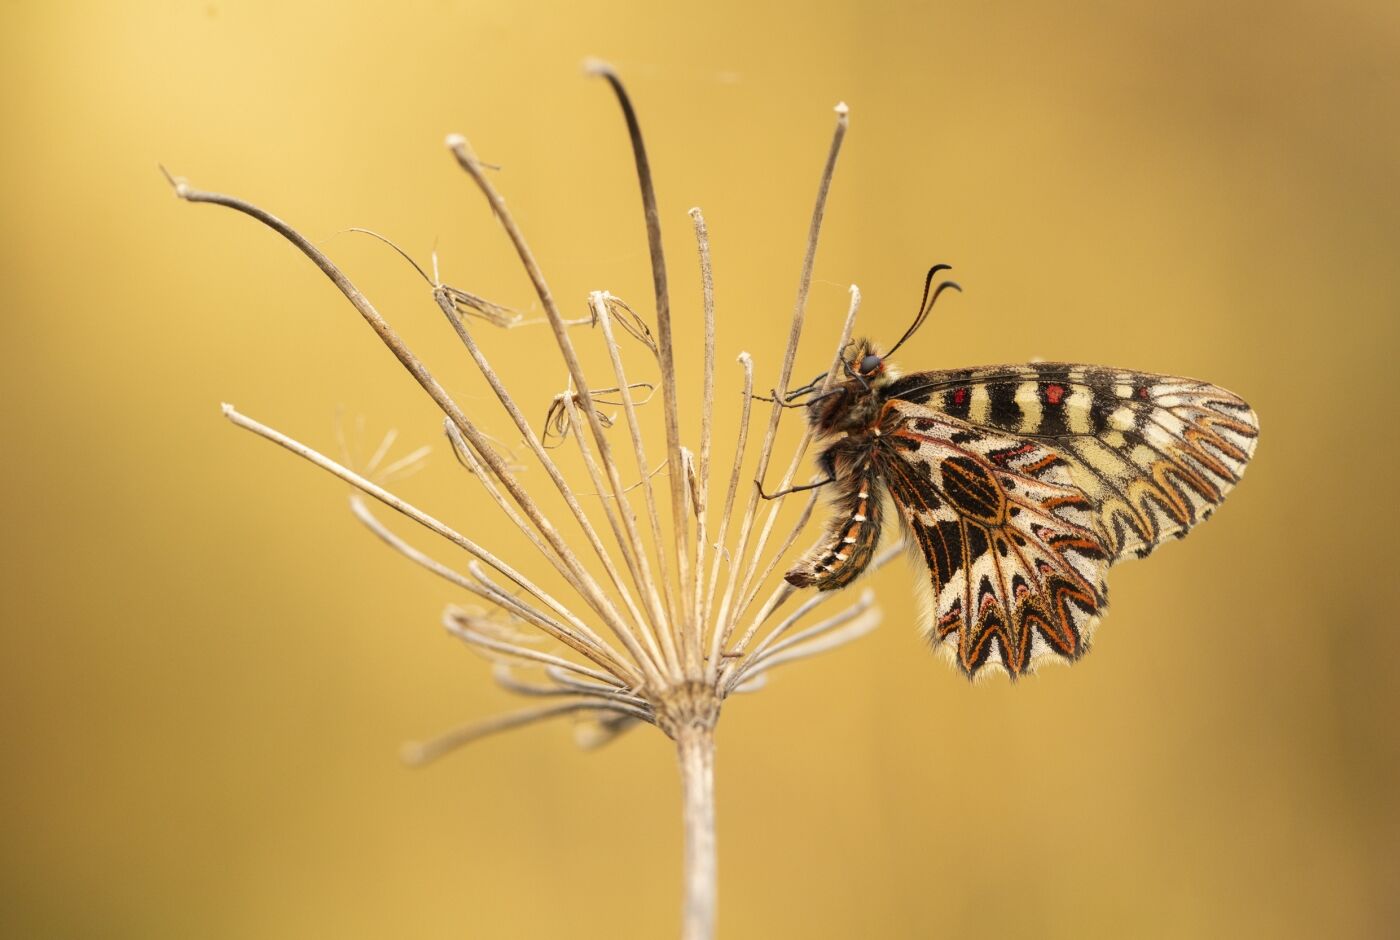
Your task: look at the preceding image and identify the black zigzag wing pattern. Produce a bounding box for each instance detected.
[879,403,1110,678]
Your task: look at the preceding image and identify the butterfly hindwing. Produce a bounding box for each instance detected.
[879,403,1110,677]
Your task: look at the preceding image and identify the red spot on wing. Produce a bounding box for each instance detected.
[1136,385,1151,400]
[990,441,1037,466]
[1043,383,1065,405]
[952,387,968,406]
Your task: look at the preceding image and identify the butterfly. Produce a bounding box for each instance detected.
[782,266,1259,679]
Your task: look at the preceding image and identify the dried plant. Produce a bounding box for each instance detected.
[165,61,895,940]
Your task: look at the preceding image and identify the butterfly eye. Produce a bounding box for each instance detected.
[859,354,882,375]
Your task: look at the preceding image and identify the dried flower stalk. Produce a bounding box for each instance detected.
[166,62,895,940]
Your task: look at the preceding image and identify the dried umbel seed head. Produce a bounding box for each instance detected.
[173,65,879,940]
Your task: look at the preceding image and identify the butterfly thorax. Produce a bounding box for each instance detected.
[806,340,901,438]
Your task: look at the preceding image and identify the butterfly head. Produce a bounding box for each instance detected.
[846,338,899,385]
[804,265,961,436]
[856,349,886,380]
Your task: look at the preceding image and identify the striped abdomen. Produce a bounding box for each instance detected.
[785,461,883,590]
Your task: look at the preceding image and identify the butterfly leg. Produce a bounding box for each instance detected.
[756,476,835,500]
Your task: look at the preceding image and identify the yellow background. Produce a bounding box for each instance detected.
[4,1,1397,937]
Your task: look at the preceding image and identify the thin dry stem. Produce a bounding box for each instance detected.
[712,104,849,658]
[689,207,718,661]
[168,174,655,689]
[703,353,755,680]
[729,589,877,687]
[721,284,863,659]
[490,665,648,708]
[724,541,903,692]
[344,227,524,328]
[404,701,652,767]
[445,141,674,683]
[349,495,597,660]
[734,609,883,685]
[432,287,664,679]
[589,291,683,668]
[556,392,674,671]
[447,135,685,690]
[222,404,639,683]
[442,615,625,688]
[544,665,635,696]
[586,63,696,667]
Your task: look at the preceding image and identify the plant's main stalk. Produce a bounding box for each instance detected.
[677,726,717,940]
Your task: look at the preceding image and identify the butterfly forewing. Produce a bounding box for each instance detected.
[883,364,1259,561]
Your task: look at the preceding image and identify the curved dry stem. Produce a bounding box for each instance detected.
[222,404,638,684]
[586,62,694,661]
[445,144,637,501]
[350,495,494,599]
[443,617,625,688]
[490,665,651,708]
[169,175,652,687]
[544,665,634,696]
[349,496,609,670]
[403,701,654,767]
[721,541,903,690]
[732,608,882,686]
[728,589,877,688]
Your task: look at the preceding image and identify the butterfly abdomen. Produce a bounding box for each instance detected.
[785,444,884,590]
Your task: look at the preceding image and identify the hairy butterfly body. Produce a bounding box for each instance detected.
[785,270,1259,679]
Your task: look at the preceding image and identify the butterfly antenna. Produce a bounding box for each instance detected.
[885,263,961,358]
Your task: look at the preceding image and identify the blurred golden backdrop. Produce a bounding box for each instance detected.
[3,1,1398,937]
